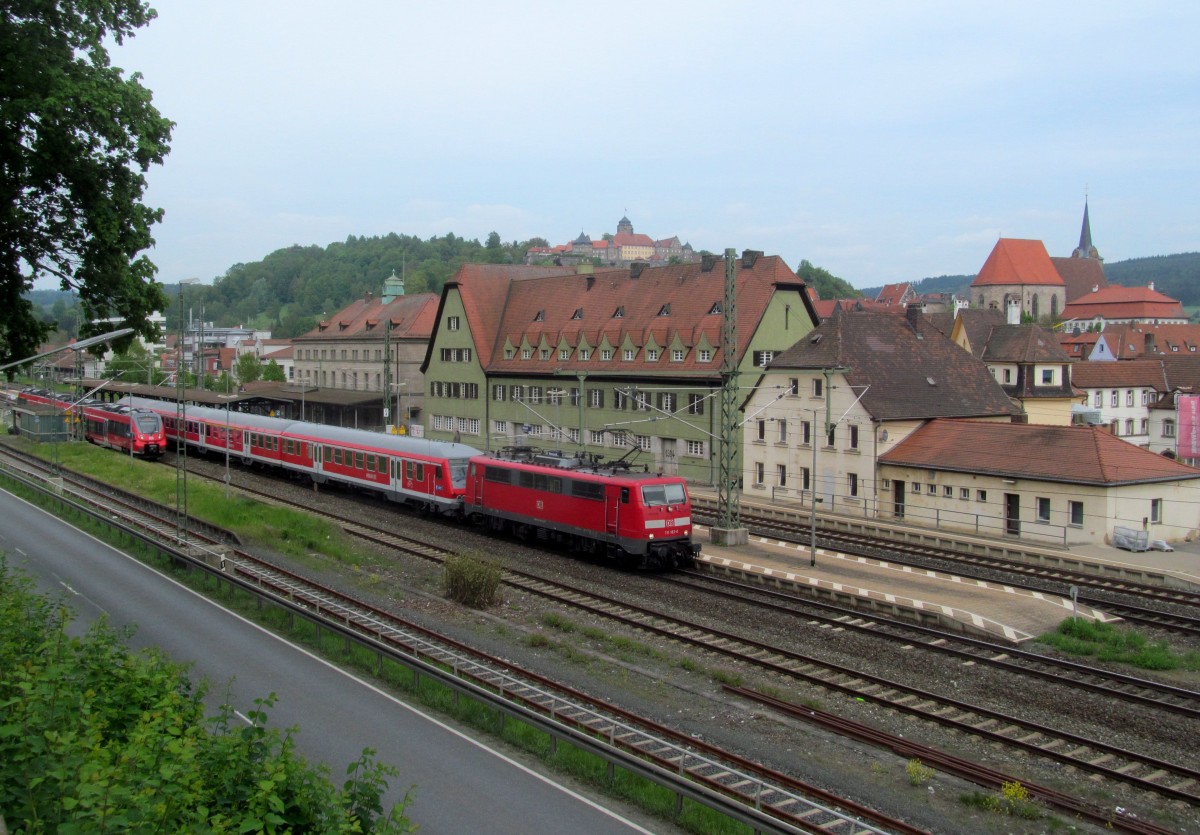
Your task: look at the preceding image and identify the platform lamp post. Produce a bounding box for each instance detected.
[809,408,821,567]
[175,277,199,542]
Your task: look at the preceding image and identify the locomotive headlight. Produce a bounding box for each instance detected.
[648,533,655,539]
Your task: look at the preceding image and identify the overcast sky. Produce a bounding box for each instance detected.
[79,1,1198,291]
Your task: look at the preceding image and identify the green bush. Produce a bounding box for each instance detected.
[443,552,504,607]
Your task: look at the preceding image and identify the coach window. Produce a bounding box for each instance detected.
[621,487,630,504]
[366,454,375,472]
[405,461,414,480]
[415,463,424,481]
[324,446,332,463]
[355,452,364,470]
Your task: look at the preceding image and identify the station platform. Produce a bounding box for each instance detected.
[695,524,1118,645]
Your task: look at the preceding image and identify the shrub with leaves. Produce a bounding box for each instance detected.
[0,558,414,833]
[443,552,504,608]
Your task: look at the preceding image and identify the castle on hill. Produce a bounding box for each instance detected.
[525,215,700,267]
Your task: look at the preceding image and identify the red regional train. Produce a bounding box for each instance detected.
[121,396,699,568]
[16,388,166,458]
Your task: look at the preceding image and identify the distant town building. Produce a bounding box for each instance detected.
[526,215,700,267]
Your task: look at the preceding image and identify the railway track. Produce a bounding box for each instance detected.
[8,444,1198,829]
[693,499,1200,638]
[160,456,1200,811]
[672,570,1200,720]
[0,446,919,835]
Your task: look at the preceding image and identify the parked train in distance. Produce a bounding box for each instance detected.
[14,388,166,458]
[121,396,699,569]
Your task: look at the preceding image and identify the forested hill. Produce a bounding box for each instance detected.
[196,232,542,337]
[864,252,1200,307]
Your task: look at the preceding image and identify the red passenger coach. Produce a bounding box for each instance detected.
[82,404,165,458]
[464,450,700,569]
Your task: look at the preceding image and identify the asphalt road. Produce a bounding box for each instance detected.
[0,488,662,834]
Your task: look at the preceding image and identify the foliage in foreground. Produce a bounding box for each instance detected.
[443,551,504,607]
[1040,617,1200,671]
[0,559,413,833]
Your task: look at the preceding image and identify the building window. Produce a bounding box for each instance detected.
[559,348,571,361]
[777,419,787,443]
[754,462,765,485]
[521,348,532,360]
[589,430,605,445]
[912,482,921,493]
[813,378,823,398]
[1142,390,1151,406]
[623,348,635,361]
[1126,390,1134,406]
[660,392,675,412]
[1069,500,1083,527]
[579,349,591,361]
[977,489,987,502]
[1093,391,1102,407]
[1003,368,1013,384]
[943,485,953,498]
[960,487,970,500]
[505,348,515,359]
[1111,391,1119,407]
[601,349,613,361]
[1037,497,1050,522]
[777,464,787,487]
[1141,418,1148,434]
[686,439,705,456]
[567,428,579,444]
[927,484,936,495]
[688,393,705,415]
[753,350,774,368]
[539,348,550,360]
[1164,419,1176,438]
[672,349,685,362]
[1151,498,1163,524]
[1040,368,1052,384]
[1125,419,1134,435]
[756,419,767,442]
[848,473,859,497]
[447,315,460,331]
[510,384,524,402]
[826,424,836,447]
[635,434,651,451]
[849,425,859,449]
[529,386,542,404]
[801,467,811,491]
[699,349,712,363]
[493,384,506,401]
[646,349,659,362]
[589,389,604,408]
[493,420,508,434]
[547,389,563,405]
[800,420,811,446]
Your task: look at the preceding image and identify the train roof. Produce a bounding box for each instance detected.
[472,450,687,482]
[282,422,482,459]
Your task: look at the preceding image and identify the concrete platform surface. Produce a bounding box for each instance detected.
[696,525,1116,644]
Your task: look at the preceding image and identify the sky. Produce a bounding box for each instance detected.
[71,0,1199,292]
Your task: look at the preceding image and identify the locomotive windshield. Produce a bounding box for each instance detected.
[135,414,161,432]
[641,483,686,507]
[448,458,471,487]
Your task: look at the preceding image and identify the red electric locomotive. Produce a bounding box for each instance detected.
[463,448,700,569]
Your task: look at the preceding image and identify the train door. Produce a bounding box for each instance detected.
[892,480,905,519]
[1005,493,1021,536]
[605,486,626,536]
[660,438,678,476]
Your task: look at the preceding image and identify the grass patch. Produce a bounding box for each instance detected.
[1041,618,1200,671]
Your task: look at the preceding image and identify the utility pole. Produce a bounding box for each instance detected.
[712,248,748,546]
[383,319,393,431]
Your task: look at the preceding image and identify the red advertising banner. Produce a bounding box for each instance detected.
[1179,394,1200,459]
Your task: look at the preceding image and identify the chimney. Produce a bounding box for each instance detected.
[741,249,763,268]
[905,301,922,330]
[1149,281,1155,292]
[630,262,647,279]
[1092,284,1099,293]
[701,254,716,272]
[586,275,595,291]
[1006,300,1021,325]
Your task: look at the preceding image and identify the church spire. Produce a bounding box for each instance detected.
[1072,197,1101,260]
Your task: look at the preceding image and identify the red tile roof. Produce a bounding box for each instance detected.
[1097,323,1200,358]
[971,238,1064,288]
[1049,256,1107,303]
[1068,359,1168,391]
[881,419,1200,485]
[295,292,439,342]
[1060,285,1185,321]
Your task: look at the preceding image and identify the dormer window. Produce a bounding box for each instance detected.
[613,306,624,318]
[658,304,671,316]
[708,302,722,314]
[572,308,583,319]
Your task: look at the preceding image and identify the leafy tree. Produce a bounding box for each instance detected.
[236,352,263,384]
[795,260,860,300]
[263,358,286,382]
[0,560,414,832]
[107,342,159,384]
[1,1,174,367]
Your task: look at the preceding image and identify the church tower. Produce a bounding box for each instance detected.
[616,214,633,235]
[1072,198,1102,260]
